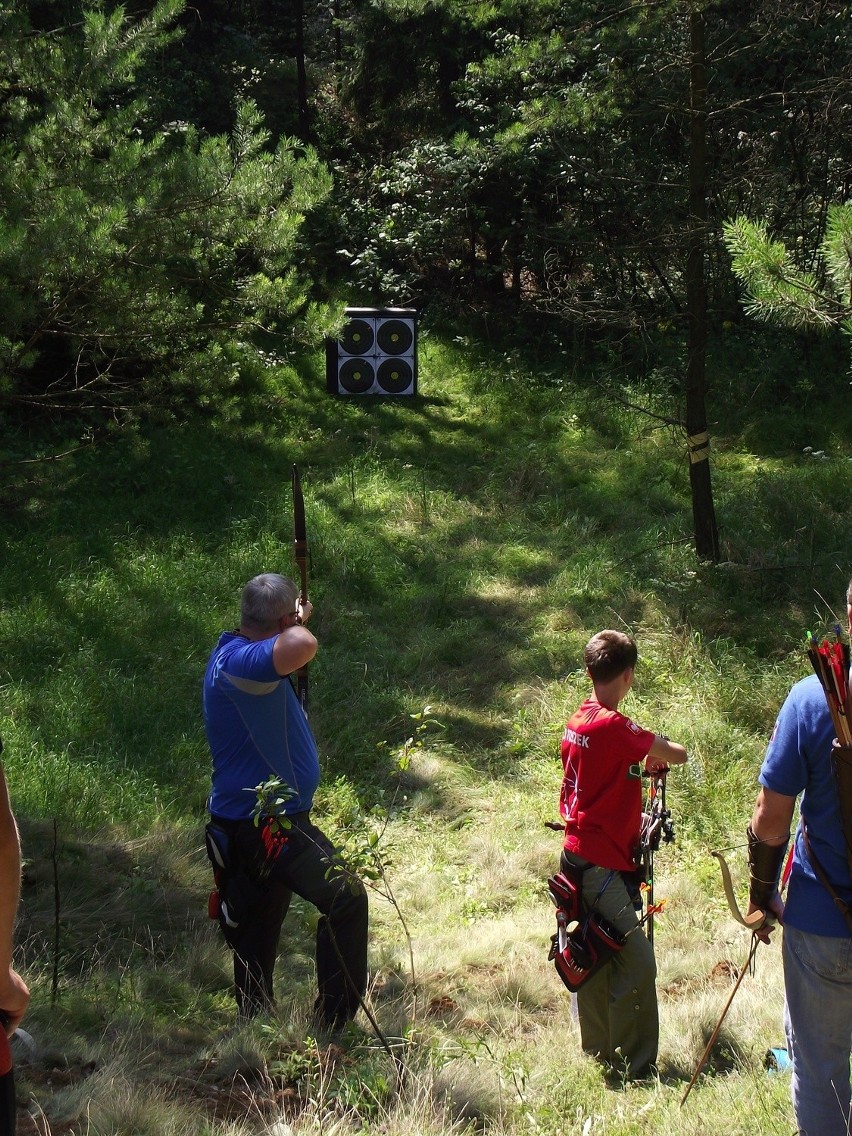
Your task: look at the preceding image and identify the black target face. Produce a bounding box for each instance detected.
[340,319,374,356]
[377,357,413,393]
[339,358,375,393]
[376,319,413,355]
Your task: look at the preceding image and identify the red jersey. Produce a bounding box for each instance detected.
[560,697,656,872]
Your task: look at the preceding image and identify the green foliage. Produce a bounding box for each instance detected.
[312,0,852,365]
[0,0,332,435]
[724,207,852,337]
[330,709,438,882]
[5,329,852,1132]
[251,777,296,831]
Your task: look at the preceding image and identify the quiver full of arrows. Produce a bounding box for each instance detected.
[832,741,852,882]
[806,632,852,890]
[547,871,626,993]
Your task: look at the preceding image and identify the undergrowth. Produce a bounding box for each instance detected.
[2,325,851,1133]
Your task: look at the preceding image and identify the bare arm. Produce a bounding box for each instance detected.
[751,785,796,845]
[644,735,688,772]
[271,600,318,678]
[747,785,795,938]
[0,761,29,1034]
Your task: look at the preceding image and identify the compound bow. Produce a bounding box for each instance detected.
[638,767,675,945]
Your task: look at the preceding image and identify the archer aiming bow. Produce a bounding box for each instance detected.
[292,464,309,714]
[638,767,675,945]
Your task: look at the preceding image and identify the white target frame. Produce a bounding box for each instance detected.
[327,307,418,396]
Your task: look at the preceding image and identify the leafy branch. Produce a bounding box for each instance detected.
[335,708,441,1001]
[723,208,852,333]
[249,776,296,833]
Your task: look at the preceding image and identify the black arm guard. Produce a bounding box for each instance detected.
[747,824,789,911]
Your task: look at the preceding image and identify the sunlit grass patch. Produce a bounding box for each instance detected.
[5,329,848,1133]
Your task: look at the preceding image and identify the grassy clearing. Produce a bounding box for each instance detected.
[2,326,852,1132]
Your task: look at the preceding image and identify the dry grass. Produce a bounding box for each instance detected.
[10,798,797,1135]
[7,340,840,1135]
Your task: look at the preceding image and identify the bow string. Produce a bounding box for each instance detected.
[711,849,775,932]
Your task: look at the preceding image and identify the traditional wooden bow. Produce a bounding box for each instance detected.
[712,849,773,932]
[680,849,776,1106]
[292,463,309,715]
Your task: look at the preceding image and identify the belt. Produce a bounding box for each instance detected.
[209,811,310,829]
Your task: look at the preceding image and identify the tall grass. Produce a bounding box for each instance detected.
[2,326,852,1132]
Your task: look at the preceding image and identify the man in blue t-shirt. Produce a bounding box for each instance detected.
[203,573,368,1026]
[747,579,852,1136]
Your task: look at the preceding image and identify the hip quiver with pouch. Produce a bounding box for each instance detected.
[547,869,626,992]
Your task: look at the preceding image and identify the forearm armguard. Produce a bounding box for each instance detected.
[747,825,789,910]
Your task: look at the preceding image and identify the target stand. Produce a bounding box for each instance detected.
[326,307,418,396]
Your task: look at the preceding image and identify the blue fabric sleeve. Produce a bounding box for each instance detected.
[203,631,320,819]
[217,635,280,681]
[760,680,812,798]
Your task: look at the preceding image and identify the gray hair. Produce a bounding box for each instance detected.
[240,573,298,632]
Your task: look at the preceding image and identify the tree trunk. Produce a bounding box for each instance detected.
[332,0,341,67]
[686,9,720,562]
[295,0,309,139]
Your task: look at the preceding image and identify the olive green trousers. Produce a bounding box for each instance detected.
[561,850,658,1080]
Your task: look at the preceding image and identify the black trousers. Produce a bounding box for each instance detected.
[0,1031,14,1135]
[214,813,369,1026]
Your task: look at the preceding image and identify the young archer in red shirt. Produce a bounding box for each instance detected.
[559,629,687,1080]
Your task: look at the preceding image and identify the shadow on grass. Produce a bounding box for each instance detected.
[3,334,852,826]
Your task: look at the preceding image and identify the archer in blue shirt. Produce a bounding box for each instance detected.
[202,573,368,1026]
[747,581,852,1136]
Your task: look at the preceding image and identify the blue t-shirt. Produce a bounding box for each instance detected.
[760,672,852,938]
[203,631,320,819]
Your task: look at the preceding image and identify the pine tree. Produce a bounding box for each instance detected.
[0,0,331,432]
[724,208,852,335]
